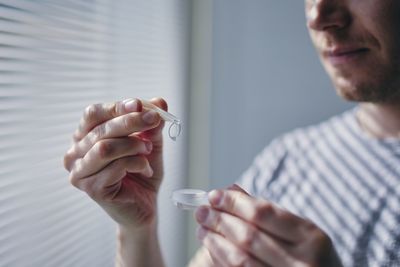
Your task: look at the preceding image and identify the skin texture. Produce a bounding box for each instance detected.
[306,0,400,140]
[64,98,167,267]
[306,0,400,103]
[64,99,166,227]
[63,0,400,266]
[192,188,343,267]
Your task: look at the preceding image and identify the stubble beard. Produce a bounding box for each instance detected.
[326,60,400,105]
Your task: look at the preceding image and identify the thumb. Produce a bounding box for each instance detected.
[226,183,249,195]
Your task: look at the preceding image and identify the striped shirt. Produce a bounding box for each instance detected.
[238,108,400,267]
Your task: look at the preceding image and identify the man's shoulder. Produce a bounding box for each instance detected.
[274,108,356,155]
[250,108,355,174]
[240,108,356,196]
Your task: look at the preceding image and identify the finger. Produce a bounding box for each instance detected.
[138,97,168,143]
[195,207,294,267]
[204,249,229,267]
[74,99,142,142]
[72,98,167,161]
[226,183,249,195]
[197,226,267,267]
[71,136,153,180]
[208,190,310,243]
[146,97,168,113]
[70,155,153,201]
[188,246,216,267]
[73,110,161,159]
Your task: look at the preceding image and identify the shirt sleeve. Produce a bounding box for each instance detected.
[236,137,287,198]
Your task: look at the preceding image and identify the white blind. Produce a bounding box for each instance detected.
[0,1,190,266]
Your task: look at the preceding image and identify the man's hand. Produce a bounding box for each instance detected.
[195,187,343,267]
[63,98,167,228]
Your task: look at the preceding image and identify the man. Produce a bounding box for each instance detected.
[64,0,400,266]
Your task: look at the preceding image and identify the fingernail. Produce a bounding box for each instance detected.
[122,98,133,104]
[124,99,138,112]
[195,206,209,223]
[142,110,158,124]
[208,190,223,207]
[196,226,207,241]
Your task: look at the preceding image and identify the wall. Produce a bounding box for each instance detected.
[209,0,353,189]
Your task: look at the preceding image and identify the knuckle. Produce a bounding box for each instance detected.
[230,252,249,267]
[316,230,331,245]
[96,140,114,160]
[63,151,73,171]
[69,166,99,199]
[91,124,106,141]
[280,211,294,223]
[69,173,79,188]
[310,228,331,250]
[83,104,101,122]
[212,211,223,230]
[302,218,317,233]
[72,131,81,142]
[227,193,238,211]
[123,114,139,131]
[106,102,119,118]
[76,177,97,198]
[251,201,274,223]
[63,146,79,171]
[238,226,257,248]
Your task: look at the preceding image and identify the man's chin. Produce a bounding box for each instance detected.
[336,87,368,102]
[333,78,380,103]
[334,80,400,103]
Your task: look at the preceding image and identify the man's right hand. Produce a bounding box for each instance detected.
[63,98,168,229]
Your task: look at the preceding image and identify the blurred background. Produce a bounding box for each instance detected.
[0,0,352,266]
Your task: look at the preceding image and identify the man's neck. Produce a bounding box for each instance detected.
[357,102,400,139]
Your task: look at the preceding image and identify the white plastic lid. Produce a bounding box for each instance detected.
[171,189,209,210]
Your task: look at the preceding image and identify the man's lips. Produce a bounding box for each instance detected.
[326,47,369,57]
[322,47,369,64]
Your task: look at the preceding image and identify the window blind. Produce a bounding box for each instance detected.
[0,1,190,266]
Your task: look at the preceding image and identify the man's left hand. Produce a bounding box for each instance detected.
[195,188,343,267]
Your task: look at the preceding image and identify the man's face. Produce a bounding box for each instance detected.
[305,0,400,103]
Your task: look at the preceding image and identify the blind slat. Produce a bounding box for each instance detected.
[0,1,189,266]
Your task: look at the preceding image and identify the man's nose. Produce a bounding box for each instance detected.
[306,0,350,32]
